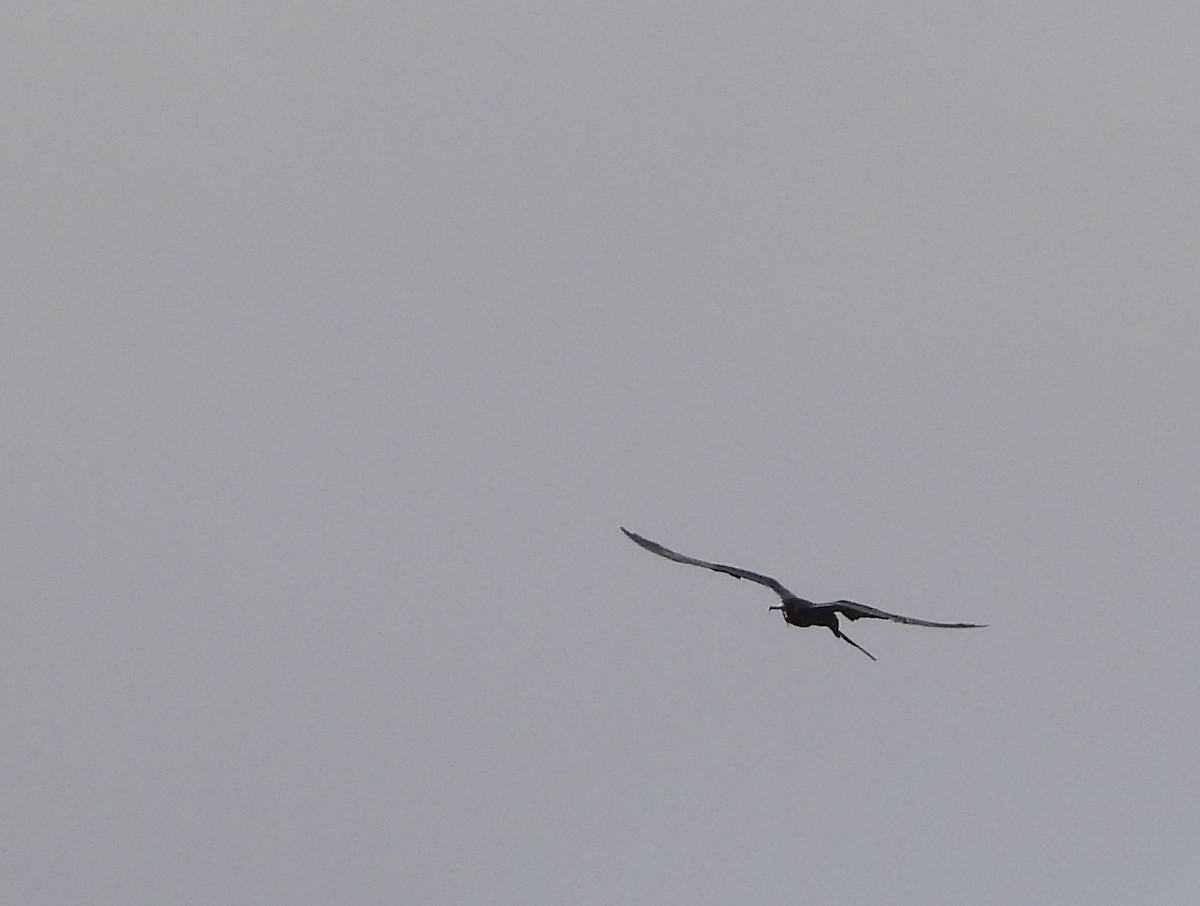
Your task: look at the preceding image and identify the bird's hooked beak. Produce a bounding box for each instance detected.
[769,604,783,612]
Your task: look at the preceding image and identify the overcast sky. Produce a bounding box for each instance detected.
[5,3,1199,903]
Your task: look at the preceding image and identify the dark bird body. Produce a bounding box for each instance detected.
[621,528,984,660]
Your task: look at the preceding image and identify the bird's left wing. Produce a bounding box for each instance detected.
[829,599,985,628]
[621,528,795,599]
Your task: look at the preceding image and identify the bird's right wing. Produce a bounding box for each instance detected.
[621,528,795,599]
[830,599,985,628]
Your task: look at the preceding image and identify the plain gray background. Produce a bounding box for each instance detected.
[5,3,1198,903]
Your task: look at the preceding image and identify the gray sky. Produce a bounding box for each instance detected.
[5,3,1199,903]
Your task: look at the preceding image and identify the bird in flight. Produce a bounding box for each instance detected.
[621,528,984,661]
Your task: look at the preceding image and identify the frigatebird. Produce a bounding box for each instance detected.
[621,528,984,660]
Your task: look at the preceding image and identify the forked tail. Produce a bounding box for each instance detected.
[835,628,876,661]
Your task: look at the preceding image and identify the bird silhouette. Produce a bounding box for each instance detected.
[621,528,984,660]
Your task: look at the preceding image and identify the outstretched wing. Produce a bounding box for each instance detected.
[829,599,985,628]
[621,528,795,599]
